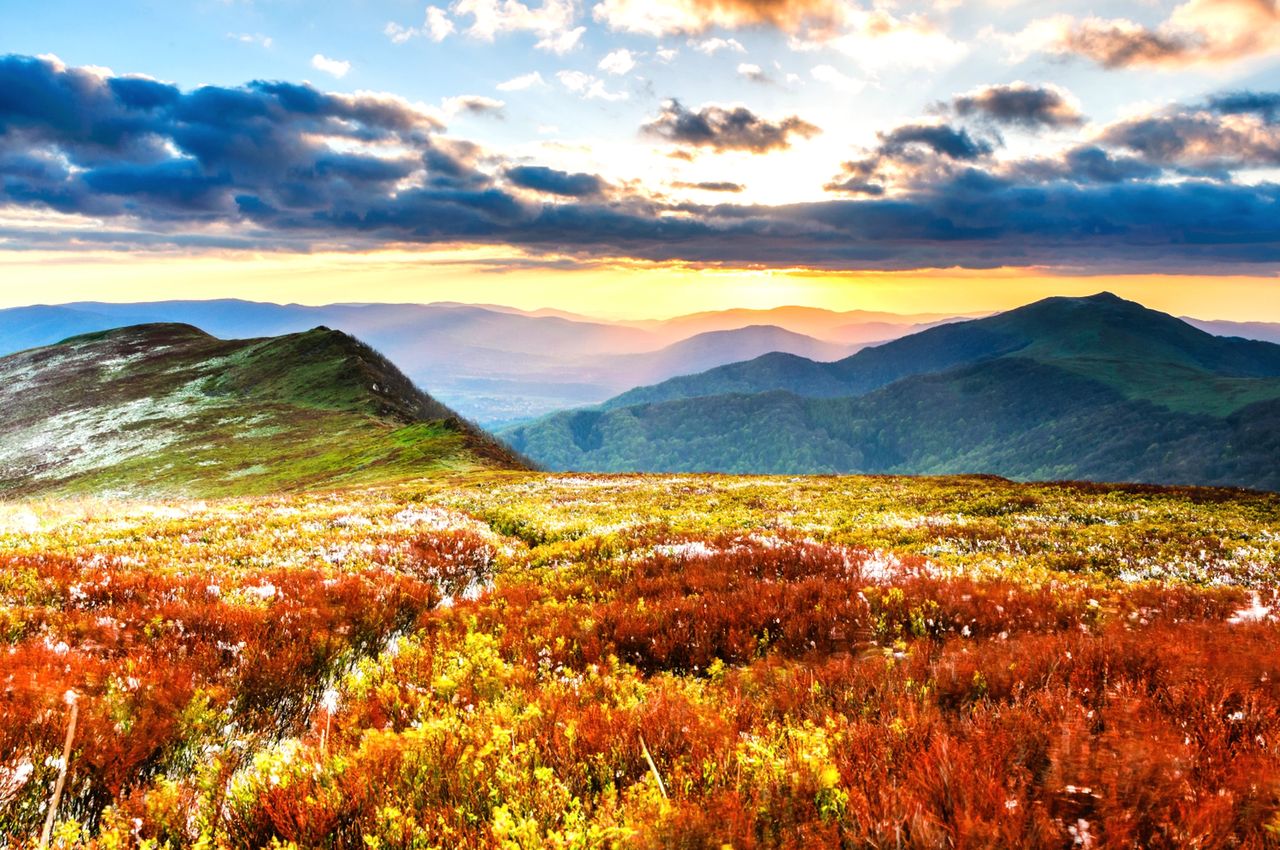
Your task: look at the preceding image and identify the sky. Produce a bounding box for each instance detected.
[1,0,1279,319]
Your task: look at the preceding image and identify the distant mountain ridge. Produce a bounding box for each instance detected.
[3,297,1276,428]
[503,294,1280,490]
[0,300,930,425]
[1184,318,1280,346]
[605,293,1280,414]
[0,323,524,497]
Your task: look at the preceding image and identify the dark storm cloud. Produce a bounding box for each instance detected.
[1101,111,1280,173]
[877,123,993,161]
[1004,146,1162,185]
[505,165,608,197]
[0,53,465,226]
[949,83,1084,130]
[3,54,1280,273]
[641,99,820,153]
[1207,91,1280,122]
[824,121,994,196]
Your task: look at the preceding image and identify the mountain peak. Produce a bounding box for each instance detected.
[59,322,214,347]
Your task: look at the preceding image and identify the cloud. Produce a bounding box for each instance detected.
[506,165,608,197]
[310,54,351,79]
[4,54,1280,274]
[948,83,1083,130]
[1002,145,1162,186]
[594,0,843,36]
[0,54,468,232]
[384,6,455,43]
[228,33,273,49]
[556,70,629,101]
[427,6,456,40]
[453,0,584,53]
[825,119,997,195]
[642,100,820,153]
[737,63,770,84]
[809,64,862,93]
[591,0,964,70]
[690,37,745,55]
[497,71,547,91]
[879,123,993,161]
[539,27,587,53]
[598,48,637,75]
[671,180,745,192]
[790,6,967,71]
[1099,109,1280,174]
[442,95,506,117]
[1208,91,1280,123]
[1023,0,1280,69]
[831,89,1280,199]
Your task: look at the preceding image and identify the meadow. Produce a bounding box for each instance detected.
[3,471,1280,848]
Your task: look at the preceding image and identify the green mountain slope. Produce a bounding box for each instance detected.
[0,324,525,497]
[606,293,1280,415]
[504,295,1280,489]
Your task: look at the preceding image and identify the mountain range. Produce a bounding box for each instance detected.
[0,301,970,426]
[6,300,1280,432]
[502,293,1280,490]
[0,323,523,498]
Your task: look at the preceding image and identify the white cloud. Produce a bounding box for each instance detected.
[737,62,770,83]
[789,8,967,71]
[497,70,547,91]
[1003,0,1280,69]
[537,26,586,54]
[385,22,418,44]
[426,6,455,41]
[655,45,678,62]
[453,0,582,53]
[593,0,841,36]
[311,54,351,78]
[384,6,455,44]
[228,32,273,48]
[690,37,745,55]
[556,70,629,101]
[810,64,863,92]
[598,48,637,75]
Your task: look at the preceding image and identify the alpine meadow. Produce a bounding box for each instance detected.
[2,0,1280,848]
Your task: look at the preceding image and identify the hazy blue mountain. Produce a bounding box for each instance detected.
[1184,318,1280,346]
[0,305,153,354]
[0,301,905,425]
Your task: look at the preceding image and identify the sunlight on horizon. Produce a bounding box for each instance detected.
[2,248,1277,321]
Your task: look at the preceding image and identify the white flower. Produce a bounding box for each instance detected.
[247,583,277,601]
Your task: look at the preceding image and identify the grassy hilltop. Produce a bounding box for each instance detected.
[0,324,524,498]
